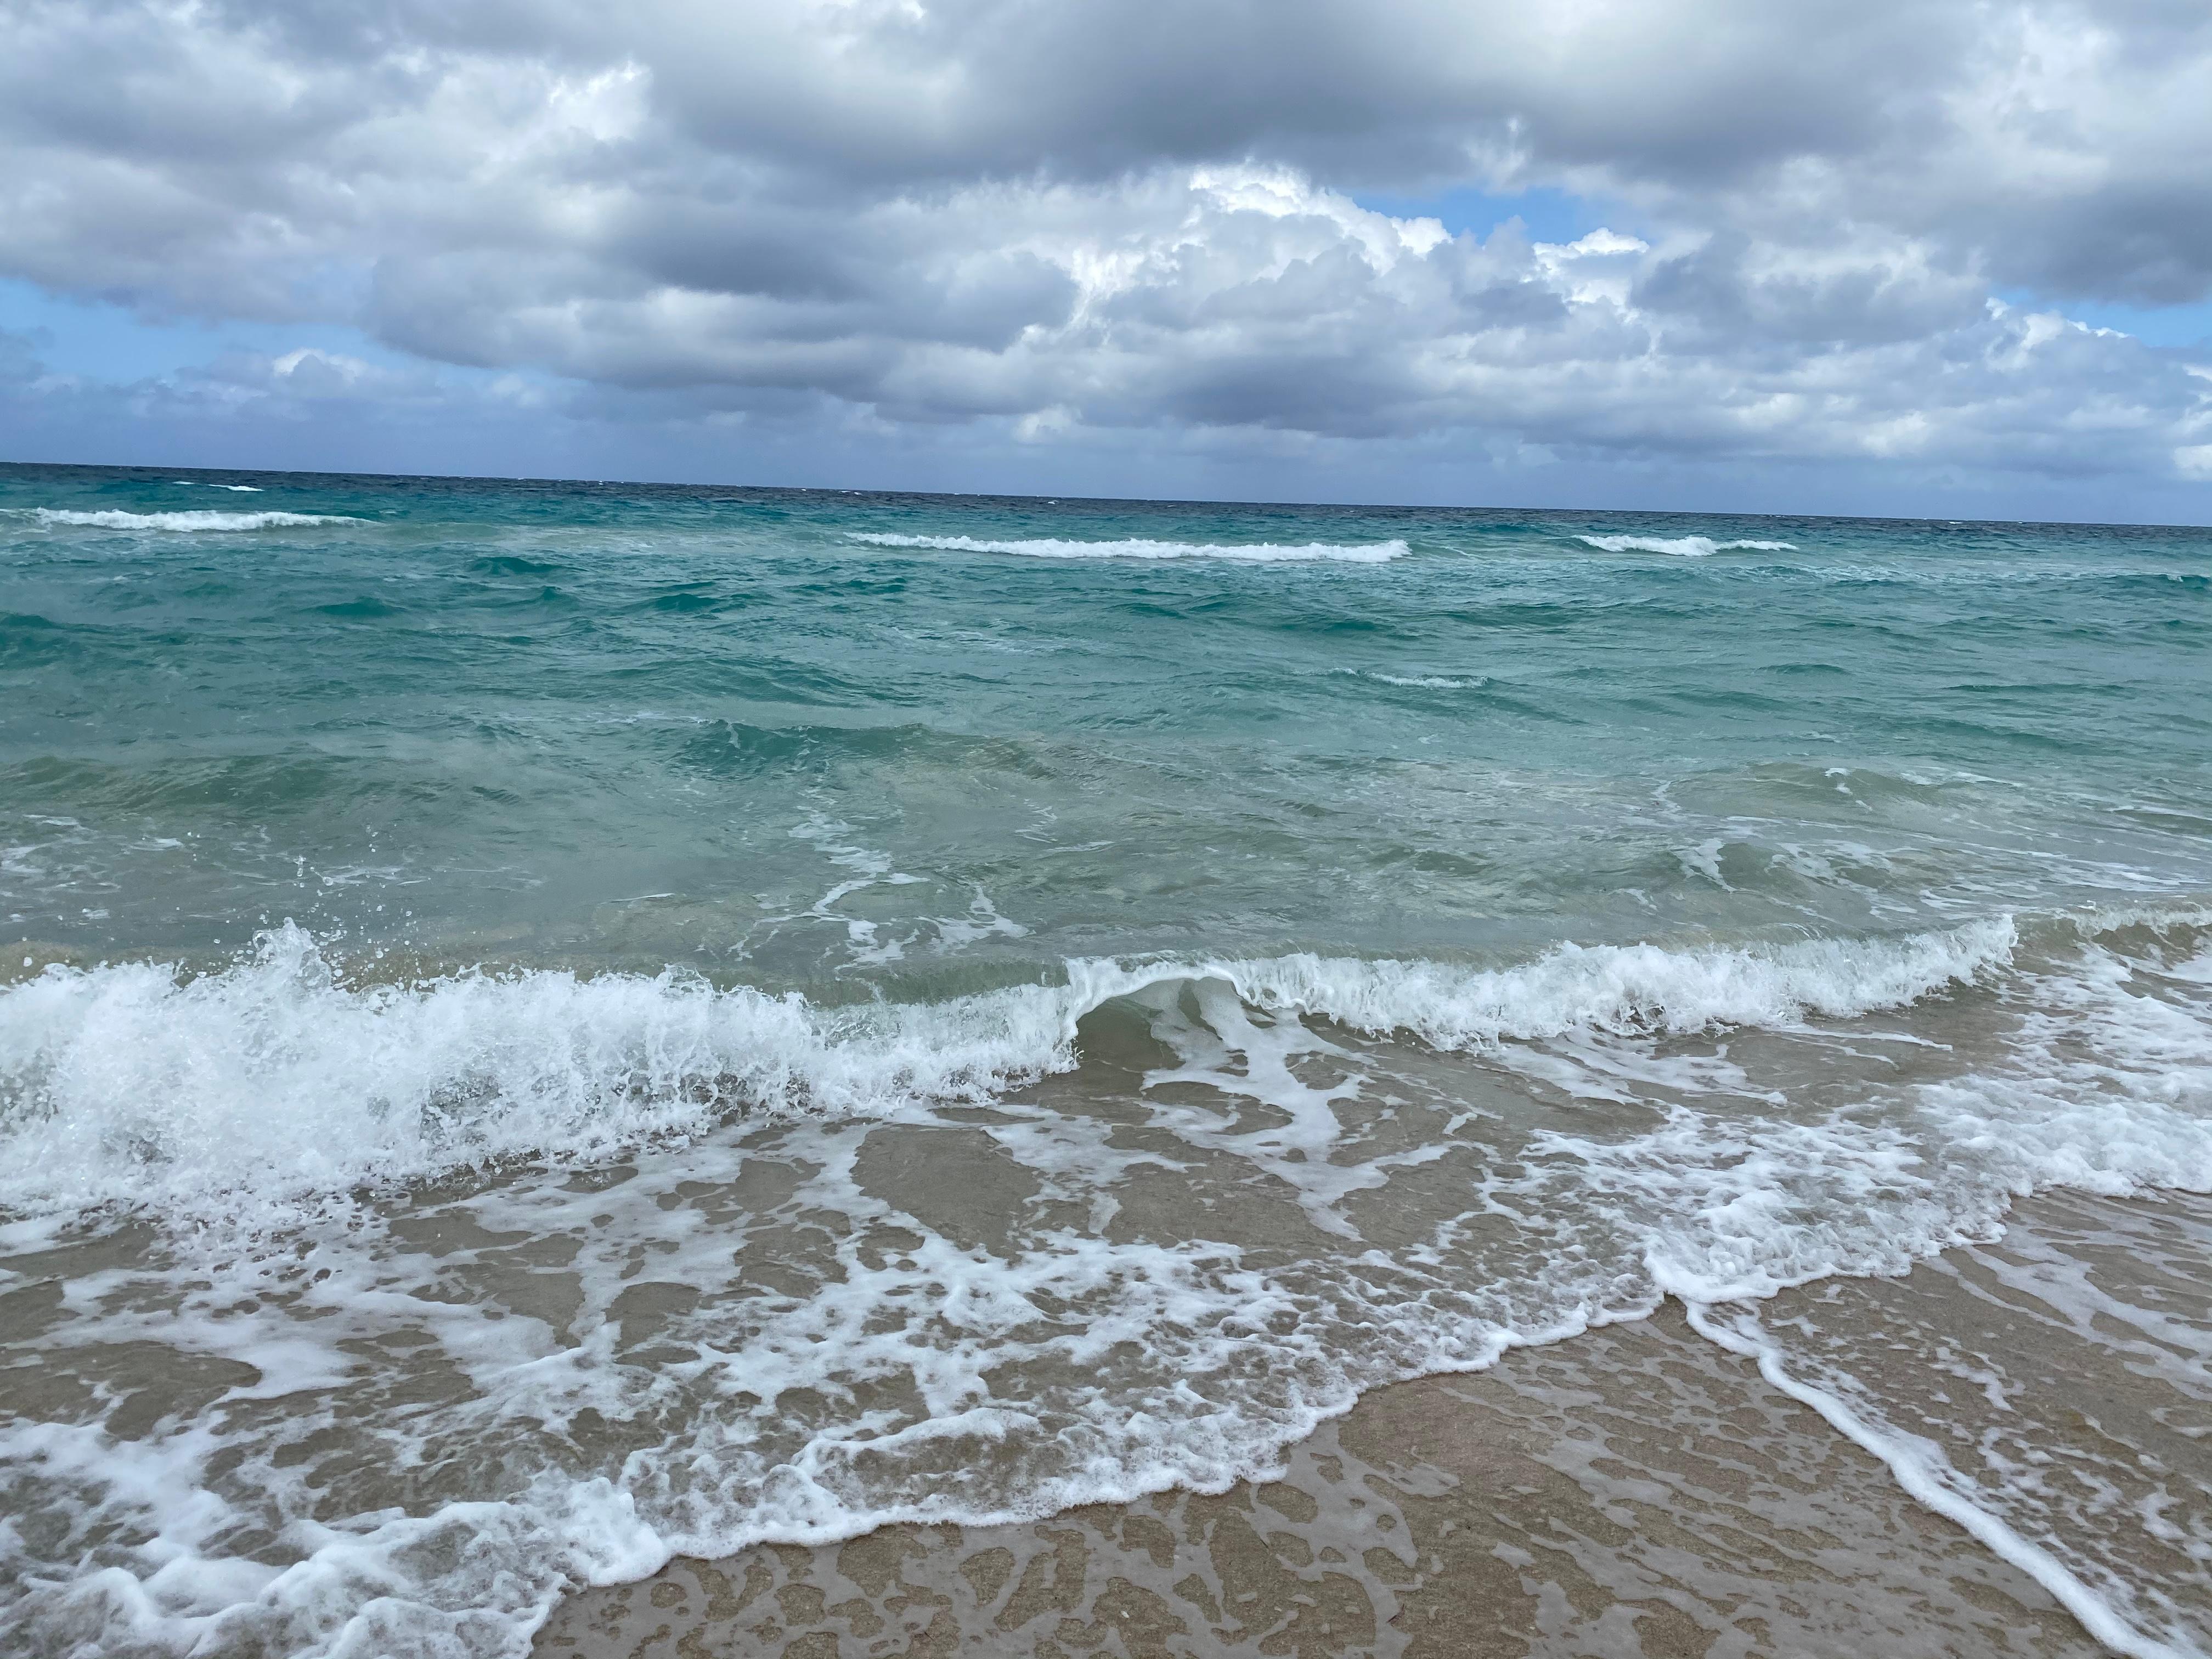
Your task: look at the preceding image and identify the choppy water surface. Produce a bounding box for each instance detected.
[1,463,2208,1657]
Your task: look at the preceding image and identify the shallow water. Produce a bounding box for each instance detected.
[1,464,2208,1656]
[549,1191,2208,1658]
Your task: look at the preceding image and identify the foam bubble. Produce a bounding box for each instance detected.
[849,533,1409,563]
[1577,533,1798,556]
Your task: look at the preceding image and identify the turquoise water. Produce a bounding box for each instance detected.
[3,463,2210,1658]
[5,464,2208,977]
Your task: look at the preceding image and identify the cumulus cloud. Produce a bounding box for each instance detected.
[1,0,2209,495]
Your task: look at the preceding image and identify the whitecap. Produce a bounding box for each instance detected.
[1330,668,1484,689]
[1578,533,1797,556]
[850,533,1409,563]
[1366,672,1483,689]
[24,508,365,532]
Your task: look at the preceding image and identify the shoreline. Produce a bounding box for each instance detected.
[538,1197,2202,1659]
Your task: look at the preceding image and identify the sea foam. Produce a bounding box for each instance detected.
[850,533,1409,563]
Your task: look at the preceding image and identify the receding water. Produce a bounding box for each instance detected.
[1,463,2208,1657]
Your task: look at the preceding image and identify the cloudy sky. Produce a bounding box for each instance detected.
[3,0,2210,519]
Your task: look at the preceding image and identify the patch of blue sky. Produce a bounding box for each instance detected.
[1993,289,2212,350]
[0,278,421,382]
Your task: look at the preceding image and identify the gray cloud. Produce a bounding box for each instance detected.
[1,0,2209,496]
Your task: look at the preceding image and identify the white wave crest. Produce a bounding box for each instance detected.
[1578,533,1798,556]
[851,533,1409,563]
[25,508,365,532]
[0,926,1081,1220]
[1210,920,2015,1050]
[0,920,2013,1222]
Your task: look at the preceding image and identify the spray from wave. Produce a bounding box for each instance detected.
[850,533,1409,563]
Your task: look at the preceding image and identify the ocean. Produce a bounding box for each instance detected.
[1,461,2208,1658]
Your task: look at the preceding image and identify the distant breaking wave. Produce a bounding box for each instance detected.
[1578,533,1797,556]
[852,532,1409,563]
[25,508,366,532]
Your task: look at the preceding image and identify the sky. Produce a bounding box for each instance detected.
[2,0,2211,521]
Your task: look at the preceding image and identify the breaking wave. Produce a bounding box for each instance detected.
[0,917,2019,1223]
[22,508,367,532]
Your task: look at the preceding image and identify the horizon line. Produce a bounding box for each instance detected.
[3,456,2207,534]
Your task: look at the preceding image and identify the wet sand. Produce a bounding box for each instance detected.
[539,1258,2165,1659]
